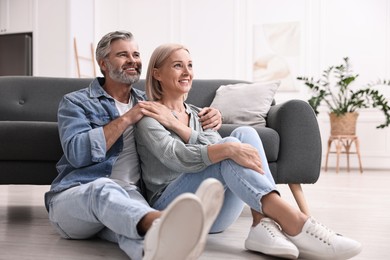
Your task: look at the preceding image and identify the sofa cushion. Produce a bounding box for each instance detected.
[0,121,62,161]
[210,81,280,127]
[185,79,251,108]
[0,76,92,122]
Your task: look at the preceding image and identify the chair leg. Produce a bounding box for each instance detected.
[288,183,310,215]
[354,137,363,174]
[335,138,342,173]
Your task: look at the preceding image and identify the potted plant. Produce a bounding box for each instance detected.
[297,57,390,135]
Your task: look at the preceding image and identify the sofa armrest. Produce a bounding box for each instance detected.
[266,100,322,184]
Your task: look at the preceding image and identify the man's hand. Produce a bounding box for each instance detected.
[198,107,222,131]
[103,102,146,151]
[123,102,147,125]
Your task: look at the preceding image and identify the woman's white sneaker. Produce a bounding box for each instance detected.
[245,218,299,259]
[286,217,362,260]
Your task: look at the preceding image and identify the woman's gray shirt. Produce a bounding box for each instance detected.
[135,103,222,205]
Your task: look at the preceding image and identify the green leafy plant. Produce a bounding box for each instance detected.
[297,57,390,128]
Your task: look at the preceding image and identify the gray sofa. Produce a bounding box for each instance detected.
[0,76,322,214]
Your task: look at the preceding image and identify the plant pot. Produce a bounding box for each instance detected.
[329,112,359,135]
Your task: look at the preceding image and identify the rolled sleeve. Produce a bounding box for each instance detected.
[200,145,213,166]
[89,127,107,162]
[188,129,199,144]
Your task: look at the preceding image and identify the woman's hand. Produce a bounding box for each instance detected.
[207,142,265,174]
[229,142,265,174]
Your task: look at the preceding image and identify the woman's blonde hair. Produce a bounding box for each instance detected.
[145,43,190,101]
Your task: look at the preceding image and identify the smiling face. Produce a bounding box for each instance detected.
[101,39,142,85]
[153,48,193,98]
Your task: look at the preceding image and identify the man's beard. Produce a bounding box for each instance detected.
[106,61,142,85]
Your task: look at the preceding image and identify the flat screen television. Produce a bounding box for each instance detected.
[0,33,32,76]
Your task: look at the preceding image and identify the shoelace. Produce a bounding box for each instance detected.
[305,218,335,245]
[261,218,287,239]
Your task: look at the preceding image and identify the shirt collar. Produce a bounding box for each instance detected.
[89,77,109,98]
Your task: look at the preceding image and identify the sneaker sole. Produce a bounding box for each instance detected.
[299,244,363,260]
[143,193,204,260]
[188,178,224,259]
[245,239,298,259]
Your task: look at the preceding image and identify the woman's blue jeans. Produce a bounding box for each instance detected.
[153,126,278,233]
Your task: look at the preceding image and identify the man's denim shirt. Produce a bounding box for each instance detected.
[44,77,146,210]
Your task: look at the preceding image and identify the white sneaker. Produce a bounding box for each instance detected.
[286,217,362,260]
[245,218,299,259]
[188,178,225,259]
[143,193,204,260]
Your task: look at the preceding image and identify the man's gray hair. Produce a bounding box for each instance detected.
[95,31,134,62]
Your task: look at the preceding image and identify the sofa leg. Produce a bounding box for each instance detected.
[288,183,310,215]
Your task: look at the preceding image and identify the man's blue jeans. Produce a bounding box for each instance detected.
[48,178,153,260]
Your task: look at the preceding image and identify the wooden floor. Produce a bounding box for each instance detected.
[1,169,389,259]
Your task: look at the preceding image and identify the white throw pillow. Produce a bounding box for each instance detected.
[210,81,280,127]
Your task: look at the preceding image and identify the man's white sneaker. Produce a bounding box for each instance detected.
[143,193,204,260]
[188,178,225,259]
[245,218,299,259]
[286,217,362,260]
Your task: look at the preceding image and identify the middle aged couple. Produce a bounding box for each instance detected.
[44,30,362,260]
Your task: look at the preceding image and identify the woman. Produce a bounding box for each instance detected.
[135,43,362,260]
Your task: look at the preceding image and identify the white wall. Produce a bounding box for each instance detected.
[33,0,69,76]
[69,0,95,77]
[32,0,94,77]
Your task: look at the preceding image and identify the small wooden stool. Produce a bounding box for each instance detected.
[324,135,363,173]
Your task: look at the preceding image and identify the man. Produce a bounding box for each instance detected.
[44,31,223,260]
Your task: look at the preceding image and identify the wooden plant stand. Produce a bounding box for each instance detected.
[324,135,363,173]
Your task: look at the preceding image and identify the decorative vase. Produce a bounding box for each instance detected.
[329,112,359,136]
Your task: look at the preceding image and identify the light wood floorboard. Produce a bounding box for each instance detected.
[1,169,389,259]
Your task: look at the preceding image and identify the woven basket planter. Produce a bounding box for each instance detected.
[329,112,359,135]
